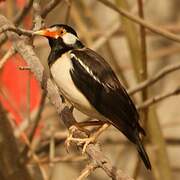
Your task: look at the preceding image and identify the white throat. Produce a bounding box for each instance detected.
[62,33,77,45]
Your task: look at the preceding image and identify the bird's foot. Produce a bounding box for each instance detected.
[65,125,90,152]
[81,123,110,153]
[65,123,109,153]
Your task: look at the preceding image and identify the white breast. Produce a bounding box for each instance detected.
[50,53,99,118]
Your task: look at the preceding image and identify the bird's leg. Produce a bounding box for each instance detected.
[65,125,78,152]
[80,123,110,153]
[65,106,108,152]
[65,123,110,153]
[77,120,105,127]
[65,121,99,152]
[69,105,74,112]
[68,120,105,143]
[65,116,91,152]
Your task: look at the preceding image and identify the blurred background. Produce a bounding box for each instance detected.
[0,0,180,179]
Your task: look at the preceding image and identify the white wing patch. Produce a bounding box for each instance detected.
[70,53,113,90]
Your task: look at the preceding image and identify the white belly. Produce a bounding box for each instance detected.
[50,53,99,118]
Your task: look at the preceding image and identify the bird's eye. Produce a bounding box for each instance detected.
[59,29,64,34]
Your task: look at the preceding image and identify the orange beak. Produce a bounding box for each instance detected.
[33,29,60,39]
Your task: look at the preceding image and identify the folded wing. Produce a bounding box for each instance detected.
[70,48,144,142]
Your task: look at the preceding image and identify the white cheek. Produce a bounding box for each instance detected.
[62,33,77,45]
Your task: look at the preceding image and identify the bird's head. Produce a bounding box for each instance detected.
[34,24,83,49]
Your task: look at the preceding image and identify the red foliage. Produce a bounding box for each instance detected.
[0,54,41,124]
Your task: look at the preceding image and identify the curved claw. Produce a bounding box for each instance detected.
[65,124,109,153]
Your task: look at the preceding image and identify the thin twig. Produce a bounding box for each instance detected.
[71,3,93,46]
[138,0,148,86]
[105,41,129,88]
[40,0,63,19]
[36,155,86,164]
[14,108,37,138]
[64,0,72,24]
[133,0,148,177]
[29,91,47,142]
[137,87,180,110]
[0,103,32,180]
[128,62,180,95]
[0,47,16,69]
[21,91,47,157]
[35,131,67,155]
[97,0,180,42]
[91,22,120,50]
[33,0,44,30]
[87,143,134,180]
[0,0,34,47]
[21,134,48,180]
[76,162,98,180]
[115,0,142,82]
[14,0,34,26]
[0,25,33,36]
[0,0,62,46]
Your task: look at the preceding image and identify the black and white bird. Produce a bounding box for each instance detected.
[34,24,151,170]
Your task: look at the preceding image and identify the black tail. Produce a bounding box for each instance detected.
[136,137,151,170]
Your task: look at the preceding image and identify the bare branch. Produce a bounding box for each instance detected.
[14,0,34,26]
[64,0,72,24]
[37,154,86,164]
[0,47,16,69]
[22,135,48,180]
[0,24,33,36]
[91,22,120,50]
[87,143,134,180]
[29,91,47,141]
[0,103,32,180]
[97,0,180,42]
[41,0,63,19]
[137,86,180,109]
[128,62,180,95]
[0,0,34,46]
[0,0,62,46]
[21,91,47,158]
[76,162,98,180]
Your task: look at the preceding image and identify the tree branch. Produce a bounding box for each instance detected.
[40,0,63,19]
[137,86,180,109]
[0,25,33,37]
[97,0,180,42]
[128,62,180,95]
[0,0,34,46]
[0,103,32,180]
[14,0,34,26]
[76,162,98,180]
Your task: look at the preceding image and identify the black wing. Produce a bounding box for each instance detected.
[70,48,144,142]
[69,48,151,169]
